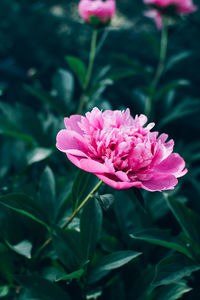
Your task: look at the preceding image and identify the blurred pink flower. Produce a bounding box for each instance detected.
[144,10,163,29]
[144,0,197,28]
[144,0,197,14]
[78,0,116,25]
[56,108,187,191]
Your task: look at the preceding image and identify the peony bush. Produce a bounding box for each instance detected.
[0,0,199,299]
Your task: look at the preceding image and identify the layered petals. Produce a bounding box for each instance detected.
[56,107,187,192]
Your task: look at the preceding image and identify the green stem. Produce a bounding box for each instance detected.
[78,29,98,114]
[62,179,103,229]
[145,21,168,117]
[33,180,103,260]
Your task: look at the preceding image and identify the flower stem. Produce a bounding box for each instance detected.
[33,180,103,260]
[62,179,103,229]
[145,21,168,117]
[78,29,98,114]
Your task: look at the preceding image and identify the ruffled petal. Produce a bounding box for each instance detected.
[115,171,130,182]
[56,130,88,154]
[64,115,83,134]
[67,154,110,174]
[141,174,178,191]
[154,153,187,177]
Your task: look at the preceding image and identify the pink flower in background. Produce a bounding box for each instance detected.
[144,0,197,14]
[144,10,163,29]
[144,0,197,28]
[56,108,187,191]
[78,0,116,25]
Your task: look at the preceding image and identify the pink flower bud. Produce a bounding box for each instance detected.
[78,0,116,27]
[144,0,197,28]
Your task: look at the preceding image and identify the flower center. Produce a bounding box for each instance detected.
[83,125,154,173]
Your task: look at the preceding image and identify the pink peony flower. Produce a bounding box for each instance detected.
[78,0,116,26]
[56,108,187,191]
[144,0,197,28]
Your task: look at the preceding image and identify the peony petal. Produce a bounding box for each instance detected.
[64,149,88,157]
[66,154,83,169]
[96,174,142,190]
[64,115,83,134]
[115,171,130,182]
[138,114,148,126]
[158,133,168,143]
[141,174,178,191]
[56,130,88,154]
[67,154,110,174]
[176,168,188,178]
[154,153,186,176]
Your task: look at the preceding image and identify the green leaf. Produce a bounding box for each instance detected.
[72,170,98,210]
[80,198,102,261]
[131,228,193,259]
[114,54,151,75]
[131,265,155,300]
[165,51,192,72]
[92,250,142,272]
[144,33,160,57]
[52,228,82,271]
[96,194,114,211]
[88,79,113,103]
[0,194,49,229]
[39,166,56,225]
[109,70,138,81]
[26,147,53,165]
[0,117,35,146]
[89,250,141,283]
[0,244,14,284]
[16,275,71,300]
[0,286,9,298]
[159,98,200,128]
[55,269,84,282]
[24,84,64,115]
[93,65,111,83]
[53,68,74,110]
[86,290,102,300]
[65,56,86,88]
[0,101,44,144]
[165,196,200,249]
[147,280,192,300]
[100,235,122,253]
[7,240,32,259]
[153,254,200,287]
[114,189,149,236]
[155,79,190,102]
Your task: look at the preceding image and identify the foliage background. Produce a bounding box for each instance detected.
[0,0,200,299]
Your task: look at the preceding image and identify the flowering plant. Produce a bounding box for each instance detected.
[0,0,200,299]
